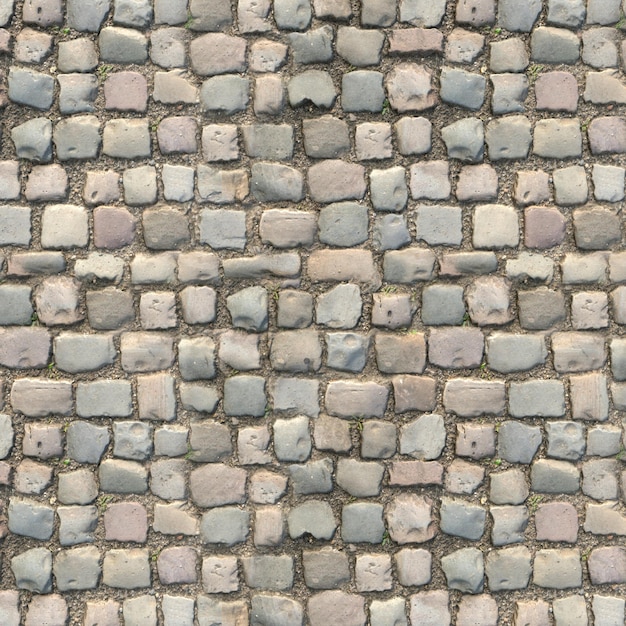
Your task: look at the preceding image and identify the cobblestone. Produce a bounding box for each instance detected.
[0,4,623,621]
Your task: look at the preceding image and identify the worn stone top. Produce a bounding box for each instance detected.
[1,0,626,625]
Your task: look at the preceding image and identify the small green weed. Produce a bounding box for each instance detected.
[528,64,544,82]
[528,494,542,513]
[353,418,364,432]
[479,361,491,379]
[98,495,113,511]
[381,98,391,117]
[98,64,113,81]
[381,530,391,547]
[30,312,39,326]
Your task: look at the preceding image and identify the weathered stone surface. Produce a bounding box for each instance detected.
[308,591,365,626]
[386,494,437,543]
[385,63,437,112]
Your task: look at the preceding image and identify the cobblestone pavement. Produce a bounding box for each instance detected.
[2,0,626,624]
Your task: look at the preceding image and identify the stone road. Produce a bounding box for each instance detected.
[0,0,626,624]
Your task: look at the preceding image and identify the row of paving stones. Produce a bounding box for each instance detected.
[0,198,624,253]
[6,454,626,538]
[2,0,620,31]
[4,529,626,591]
[4,412,626,462]
[1,590,625,626]
[3,324,626,380]
[13,26,626,75]
[2,162,626,213]
[10,27,626,78]
[5,245,624,292]
[10,67,626,138]
[4,0,626,31]
[3,409,626,462]
[3,274,626,328]
[8,114,626,166]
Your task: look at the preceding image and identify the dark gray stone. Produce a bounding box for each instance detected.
[546,421,586,461]
[201,508,250,546]
[485,546,532,591]
[287,71,336,108]
[224,375,266,416]
[440,67,485,110]
[289,26,333,63]
[8,498,54,540]
[441,547,484,594]
[99,459,149,494]
[289,458,333,495]
[200,76,250,114]
[497,421,541,464]
[497,0,541,31]
[67,0,109,30]
[319,202,368,247]
[440,498,486,540]
[531,459,580,494]
[421,284,465,325]
[11,548,52,593]
[288,501,336,540]
[531,27,581,63]
[8,68,54,110]
[99,26,148,63]
[11,118,52,162]
[342,70,385,113]
[336,26,384,66]
[341,502,385,543]
[251,162,304,202]
[66,422,110,464]
[441,118,484,162]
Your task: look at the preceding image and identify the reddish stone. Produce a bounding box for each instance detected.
[388,461,444,486]
[535,72,578,112]
[588,116,626,154]
[457,164,498,202]
[457,595,498,626]
[588,546,626,584]
[535,502,578,543]
[157,546,198,584]
[104,72,148,112]
[514,601,550,626]
[524,206,566,249]
[388,28,443,55]
[25,595,67,626]
[392,375,437,413]
[157,116,198,154]
[104,502,148,543]
[93,206,136,249]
